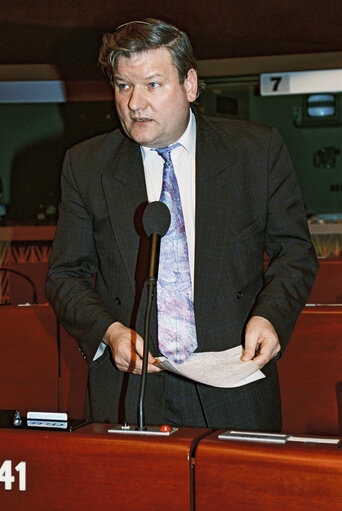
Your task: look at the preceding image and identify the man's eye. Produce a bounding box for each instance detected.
[149,82,159,89]
[117,83,129,90]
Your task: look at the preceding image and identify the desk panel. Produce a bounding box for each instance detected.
[0,423,208,511]
[279,306,342,435]
[307,258,342,304]
[0,304,88,418]
[195,431,342,511]
[0,305,58,412]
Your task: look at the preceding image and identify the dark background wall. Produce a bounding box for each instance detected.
[1,0,342,75]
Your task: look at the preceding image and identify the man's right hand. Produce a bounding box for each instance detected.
[103,322,162,374]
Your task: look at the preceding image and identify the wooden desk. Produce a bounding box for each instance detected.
[308,258,342,304]
[195,431,342,511]
[0,304,88,418]
[279,306,342,435]
[0,423,208,511]
[0,305,59,412]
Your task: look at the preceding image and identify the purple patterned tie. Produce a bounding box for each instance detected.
[154,143,197,364]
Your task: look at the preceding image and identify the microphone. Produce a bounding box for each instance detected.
[142,201,171,285]
[138,201,170,430]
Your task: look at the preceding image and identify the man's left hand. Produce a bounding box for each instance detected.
[241,315,281,368]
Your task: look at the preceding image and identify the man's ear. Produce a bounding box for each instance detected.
[184,68,198,102]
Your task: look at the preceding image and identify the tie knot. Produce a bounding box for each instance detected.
[154,142,180,163]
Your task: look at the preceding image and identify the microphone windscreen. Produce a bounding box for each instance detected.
[142,201,171,237]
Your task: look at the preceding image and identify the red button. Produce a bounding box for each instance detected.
[160,424,171,432]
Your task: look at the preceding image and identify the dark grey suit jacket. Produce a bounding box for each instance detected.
[46,112,318,430]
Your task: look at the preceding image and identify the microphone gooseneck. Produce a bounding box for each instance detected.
[138,201,170,431]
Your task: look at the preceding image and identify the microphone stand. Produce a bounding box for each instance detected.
[137,233,159,431]
[108,202,177,436]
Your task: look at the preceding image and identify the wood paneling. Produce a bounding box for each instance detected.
[307,258,342,304]
[196,431,342,511]
[279,306,342,435]
[0,304,88,418]
[0,305,58,413]
[0,424,208,511]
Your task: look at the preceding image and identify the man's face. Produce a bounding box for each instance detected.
[113,47,197,148]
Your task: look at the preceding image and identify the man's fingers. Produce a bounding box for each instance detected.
[241,322,259,360]
[253,341,280,367]
[251,343,274,368]
[147,361,163,373]
[115,336,161,374]
[126,350,143,373]
[133,335,154,361]
[126,354,162,374]
[241,345,257,361]
[105,323,162,374]
[131,335,162,373]
[241,316,281,367]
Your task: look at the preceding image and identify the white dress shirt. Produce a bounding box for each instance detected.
[141,110,197,293]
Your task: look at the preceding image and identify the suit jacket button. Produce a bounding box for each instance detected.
[236,290,244,299]
[114,297,121,305]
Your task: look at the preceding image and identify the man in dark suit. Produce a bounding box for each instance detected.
[46,19,318,430]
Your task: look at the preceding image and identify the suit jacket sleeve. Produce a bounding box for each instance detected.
[46,148,117,362]
[250,126,318,350]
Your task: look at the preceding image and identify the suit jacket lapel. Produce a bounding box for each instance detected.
[101,136,157,345]
[194,115,241,349]
[102,137,147,290]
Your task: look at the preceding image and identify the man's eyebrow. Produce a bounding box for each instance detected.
[113,73,128,81]
[114,73,164,81]
[144,73,164,80]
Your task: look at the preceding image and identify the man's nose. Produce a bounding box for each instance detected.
[128,86,146,111]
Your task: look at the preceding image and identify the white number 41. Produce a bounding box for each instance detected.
[0,460,26,491]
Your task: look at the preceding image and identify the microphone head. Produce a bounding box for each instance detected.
[142,201,171,237]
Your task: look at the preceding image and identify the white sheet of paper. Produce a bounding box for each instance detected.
[155,345,265,388]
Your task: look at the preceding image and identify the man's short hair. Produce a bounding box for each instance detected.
[98,18,199,87]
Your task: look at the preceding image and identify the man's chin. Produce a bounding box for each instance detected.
[124,123,161,148]
[128,133,160,148]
